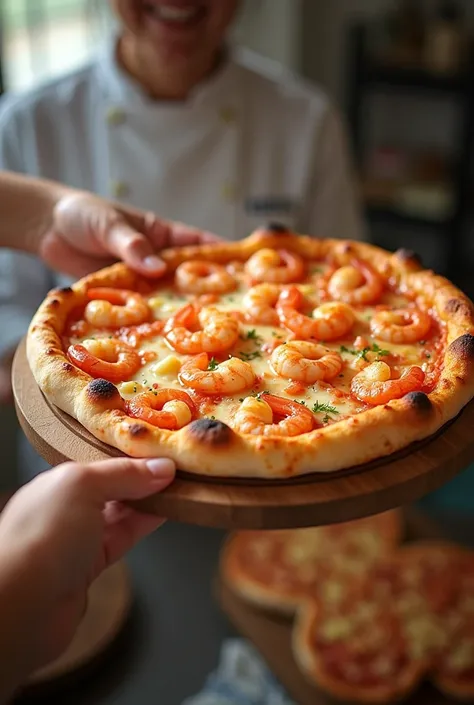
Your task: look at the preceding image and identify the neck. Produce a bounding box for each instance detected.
[117,35,221,101]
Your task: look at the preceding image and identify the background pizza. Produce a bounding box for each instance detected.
[27,227,474,478]
[221,510,402,614]
[294,542,474,703]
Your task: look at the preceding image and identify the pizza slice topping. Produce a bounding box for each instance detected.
[59,236,453,443]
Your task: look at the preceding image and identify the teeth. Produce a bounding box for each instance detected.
[155,5,199,22]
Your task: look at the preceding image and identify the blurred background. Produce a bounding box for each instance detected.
[1,2,474,701]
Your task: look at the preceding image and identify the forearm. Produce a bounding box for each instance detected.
[0,172,70,253]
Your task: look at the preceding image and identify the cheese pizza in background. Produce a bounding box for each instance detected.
[293,541,474,704]
[27,227,474,477]
[220,510,402,615]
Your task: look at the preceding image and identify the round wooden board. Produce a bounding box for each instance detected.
[25,562,130,690]
[13,339,474,529]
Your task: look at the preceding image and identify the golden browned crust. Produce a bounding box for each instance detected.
[26,231,474,478]
[292,601,426,704]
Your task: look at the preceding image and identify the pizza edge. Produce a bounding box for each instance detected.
[292,599,427,704]
[220,533,309,617]
[26,231,474,478]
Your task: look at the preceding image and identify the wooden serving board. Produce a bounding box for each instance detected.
[13,339,474,530]
[217,511,460,705]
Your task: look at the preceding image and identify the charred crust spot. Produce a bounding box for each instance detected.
[404,391,433,414]
[395,248,422,265]
[62,362,74,373]
[266,222,289,234]
[444,298,473,318]
[340,243,354,255]
[49,298,61,308]
[187,418,232,446]
[128,423,148,438]
[448,333,474,361]
[57,286,73,294]
[86,378,119,401]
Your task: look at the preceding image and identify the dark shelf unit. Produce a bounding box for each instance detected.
[346,23,474,283]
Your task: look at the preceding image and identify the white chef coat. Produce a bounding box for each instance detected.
[0,40,364,359]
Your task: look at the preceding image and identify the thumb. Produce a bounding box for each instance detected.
[67,457,176,505]
[106,220,168,277]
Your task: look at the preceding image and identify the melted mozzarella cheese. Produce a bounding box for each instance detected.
[74,280,434,431]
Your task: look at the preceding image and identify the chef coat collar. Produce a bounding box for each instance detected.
[97,36,239,110]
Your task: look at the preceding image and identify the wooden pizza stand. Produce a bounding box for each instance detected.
[12,338,474,530]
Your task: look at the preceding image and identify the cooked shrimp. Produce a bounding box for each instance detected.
[351,361,425,405]
[243,283,281,325]
[328,261,384,305]
[119,320,165,348]
[68,337,141,383]
[164,304,240,354]
[233,394,315,437]
[277,287,355,341]
[178,353,255,394]
[370,308,432,344]
[85,288,151,328]
[245,248,305,283]
[271,341,343,383]
[175,261,236,294]
[127,389,195,430]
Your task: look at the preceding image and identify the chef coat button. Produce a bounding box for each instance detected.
[111,180,129,199]
[219,106,237,125]
[221,181,238,202]
[106,107,126,126]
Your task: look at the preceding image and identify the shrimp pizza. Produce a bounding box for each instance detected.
[26,226,474,478]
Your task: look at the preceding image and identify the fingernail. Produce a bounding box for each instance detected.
[143,255,165,272]
[146,458,176,478]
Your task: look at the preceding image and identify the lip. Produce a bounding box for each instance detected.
[142,1,207,30]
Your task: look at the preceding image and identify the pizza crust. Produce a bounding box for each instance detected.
[27,230,474,478]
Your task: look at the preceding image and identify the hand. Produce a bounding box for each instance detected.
[0,456,174,685]
[40,193,219,278]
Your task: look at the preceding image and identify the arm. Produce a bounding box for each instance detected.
[0,172,68,251]
[0,107,56,401]
[302,103,367,241]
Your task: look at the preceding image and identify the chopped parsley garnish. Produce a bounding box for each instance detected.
[340,343,390,361]
[312,401,339,422]
[243,329,263,343]
[208,357,219,370]
[239,350,262,361]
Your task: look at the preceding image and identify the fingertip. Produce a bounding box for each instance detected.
[146,458,176,478]
[142,255,167,276]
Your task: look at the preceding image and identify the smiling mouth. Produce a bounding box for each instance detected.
[142,3,206,27]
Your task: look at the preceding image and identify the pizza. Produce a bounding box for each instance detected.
[220,510,402,615]
[26,226,474,478]
[293,541,474,703]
